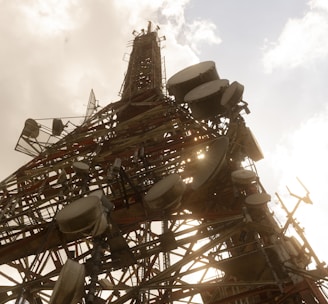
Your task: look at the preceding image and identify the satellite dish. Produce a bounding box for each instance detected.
[191,136,229,190]
[22,118,39,138]
[167,61,219,103]
[144,174,186,210]
[84,89,97,122]
[221,81,244,109]
[231,169,257,185]
[73,161,90,175]
[56,196,108,236]
[241,127,264,162]
[49,259,85,304]
[184,79,229,119]
[52,118,65,136]
[245,192,271,206]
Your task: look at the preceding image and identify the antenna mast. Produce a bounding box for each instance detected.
[0,24,327,304]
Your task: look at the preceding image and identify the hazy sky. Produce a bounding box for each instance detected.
[1,0,327,262]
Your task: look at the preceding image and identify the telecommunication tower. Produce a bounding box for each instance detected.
[0,23,327,304]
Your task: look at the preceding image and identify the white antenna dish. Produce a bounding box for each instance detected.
[84,89,98,122]
[167,61,219,103]
[22,118,40,138]
[52,118,65,136]
[191,136,229,190]
[144,174,186,210]
[184,79,229,119]
[49,259,85,304]
[231,169,257,185]
[55,195,108,236]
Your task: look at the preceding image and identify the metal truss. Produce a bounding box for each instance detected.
[0,26,327,304]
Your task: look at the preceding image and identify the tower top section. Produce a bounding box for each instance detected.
[120,22,163,100]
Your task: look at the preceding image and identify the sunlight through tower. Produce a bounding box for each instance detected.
[0,23,327,304]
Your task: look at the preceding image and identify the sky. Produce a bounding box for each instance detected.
[0,0,327,268]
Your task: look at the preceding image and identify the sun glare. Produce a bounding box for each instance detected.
[197,152,205,159]
[269,112,328,262]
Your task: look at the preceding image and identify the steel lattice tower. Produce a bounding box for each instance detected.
[0,24,327,304]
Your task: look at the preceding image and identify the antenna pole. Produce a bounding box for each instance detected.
[86,236,103,304]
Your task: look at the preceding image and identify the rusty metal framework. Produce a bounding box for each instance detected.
[120,22,163,100]
[0,26,327,304]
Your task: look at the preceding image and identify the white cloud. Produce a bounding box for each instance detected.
[265,105,328,261]
[113,0,221,76]
[309,0,328,10]
[0,0,221,180]
[185,19,222,54]
[18,0,81,36]
[262,0,328,73]
[267,104,328,221]
[161,0,190,18]
[270,105,328,188]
